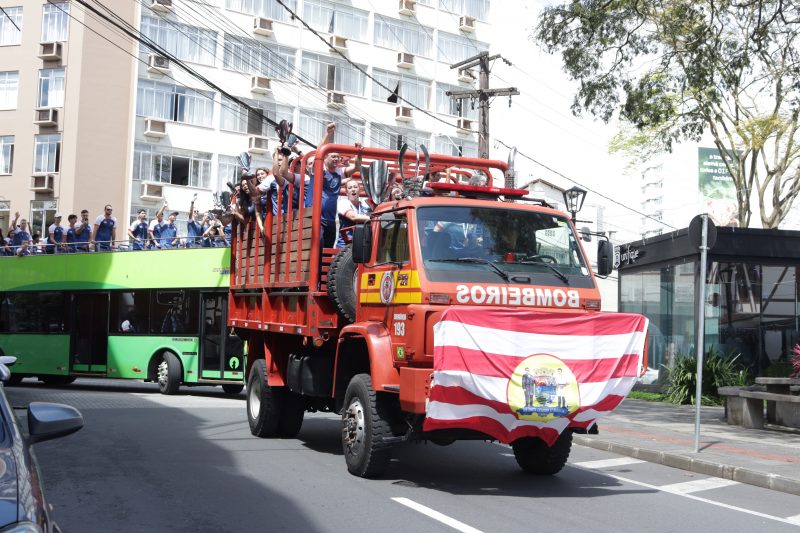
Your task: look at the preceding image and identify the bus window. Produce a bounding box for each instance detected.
[0,293,67,333]
[150,290,199,335]
[110,291,150,334]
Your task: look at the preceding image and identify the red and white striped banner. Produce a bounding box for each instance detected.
[423,308,649,445]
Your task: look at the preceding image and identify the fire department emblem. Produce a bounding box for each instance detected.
[379,271,395,304]
[507,354,580,422]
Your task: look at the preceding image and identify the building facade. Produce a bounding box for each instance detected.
[1,0,490,234]
[0,0,137,237]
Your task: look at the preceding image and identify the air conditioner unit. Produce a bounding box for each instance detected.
[248,135,269,155]
[398,0,416,16]
[150,0,173,13]
[457,68,475,83]
[397,52,414,69]
[456,118,473,132]
[38,42,62,61]
[147,54,170,74]
[34,108,58,127]
[326,91,345,109]
[30,174,55,192]
[251,75,272,94]
[395,105,413,123]
[329,35,348,52]
[459,15,476,33]
[253,17,273,37]
[140,181,164,201]
[143,117,167,138]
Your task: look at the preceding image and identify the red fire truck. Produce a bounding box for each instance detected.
[229,144,637,478]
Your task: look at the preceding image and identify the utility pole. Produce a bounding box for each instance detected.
[447,52,519,160]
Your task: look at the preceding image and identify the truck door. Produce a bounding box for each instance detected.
[70,292,109,373]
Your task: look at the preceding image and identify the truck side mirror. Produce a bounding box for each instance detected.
[596,239,613,277]
[352,223,372,263]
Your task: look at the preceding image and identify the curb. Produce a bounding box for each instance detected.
[573,434,800,497]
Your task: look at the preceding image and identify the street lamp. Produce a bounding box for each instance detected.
[562,186,587,221]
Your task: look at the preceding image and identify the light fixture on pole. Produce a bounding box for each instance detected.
[562,186,587,221]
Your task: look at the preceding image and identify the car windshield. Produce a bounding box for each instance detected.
[416,205,593,287]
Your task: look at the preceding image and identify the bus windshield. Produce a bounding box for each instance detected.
[416,206,593,287]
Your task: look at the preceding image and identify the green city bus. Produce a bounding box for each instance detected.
[0,247,245,394]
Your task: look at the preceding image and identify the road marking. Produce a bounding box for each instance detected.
[787,514,800,525]
[575,469,800,527]
[659,478,739,494]
[572,457,645,469]
[392,497,484,533]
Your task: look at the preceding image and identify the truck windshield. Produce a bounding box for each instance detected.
[416,206,593,287]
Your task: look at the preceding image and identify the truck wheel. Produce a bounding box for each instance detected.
[222,383,244,395]
[511,431,573,475]
[328,245,357,323]
[278,390,305,438]
[247,359,282,437]
[341,374,392,478]
[157,352,182,395]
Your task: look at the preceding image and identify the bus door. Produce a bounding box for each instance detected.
[199,293,243,380]
[71,292,109,373]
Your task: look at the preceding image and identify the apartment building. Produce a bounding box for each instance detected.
[1,0,490,233]
[0,1,137,236]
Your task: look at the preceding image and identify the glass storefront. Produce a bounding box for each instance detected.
[620,259,800,382]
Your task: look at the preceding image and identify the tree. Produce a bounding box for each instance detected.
[536,0,800,228]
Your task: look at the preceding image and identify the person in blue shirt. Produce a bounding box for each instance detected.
[74,210,92,252]
[186,194,204,248]
[271,123,362,249]
[148,202,166,249]
[47,213,66,254]
[8,212,31,256]
[159,212,180,249]
[93,205,117,251]
[128,209,150,251]
[65,214,79,253]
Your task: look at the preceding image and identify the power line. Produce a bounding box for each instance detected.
[0,6,20,32]
[271,0,460,131]
[495,138,678,230]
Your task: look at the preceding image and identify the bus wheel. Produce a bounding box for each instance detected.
[6,374,23,386]
[278,391,305,438]
[341,374,392,478]
[222,383,244,395]
[247,359,281,438]
[157,352,182,395]
[511,431,573,475]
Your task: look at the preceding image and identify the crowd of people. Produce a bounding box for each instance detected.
[2,122,394,258]
[1,200,233,257]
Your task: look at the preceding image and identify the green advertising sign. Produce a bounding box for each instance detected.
[698,147,739,227]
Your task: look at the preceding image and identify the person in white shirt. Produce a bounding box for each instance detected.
[47,213,66,254]
[336,180,370,248]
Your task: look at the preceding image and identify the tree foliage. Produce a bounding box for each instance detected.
[536,0,800,228]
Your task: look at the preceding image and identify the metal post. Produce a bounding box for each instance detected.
[694,213,709,453]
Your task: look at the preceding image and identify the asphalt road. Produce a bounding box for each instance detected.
[6,379,800,533]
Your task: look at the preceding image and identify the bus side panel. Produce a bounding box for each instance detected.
[107,336,199,382]
[0,334,70,376]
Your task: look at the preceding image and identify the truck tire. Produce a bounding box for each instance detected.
[278,390,305,438]
[511,431,573,475]
[328,245,357,323]
[341,374,393,478]
[157,352,182,395]
[247,359,282,437]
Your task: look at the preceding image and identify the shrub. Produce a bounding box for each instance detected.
[664,348,743,406]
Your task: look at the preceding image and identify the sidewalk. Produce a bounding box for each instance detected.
[574,398,800,496]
